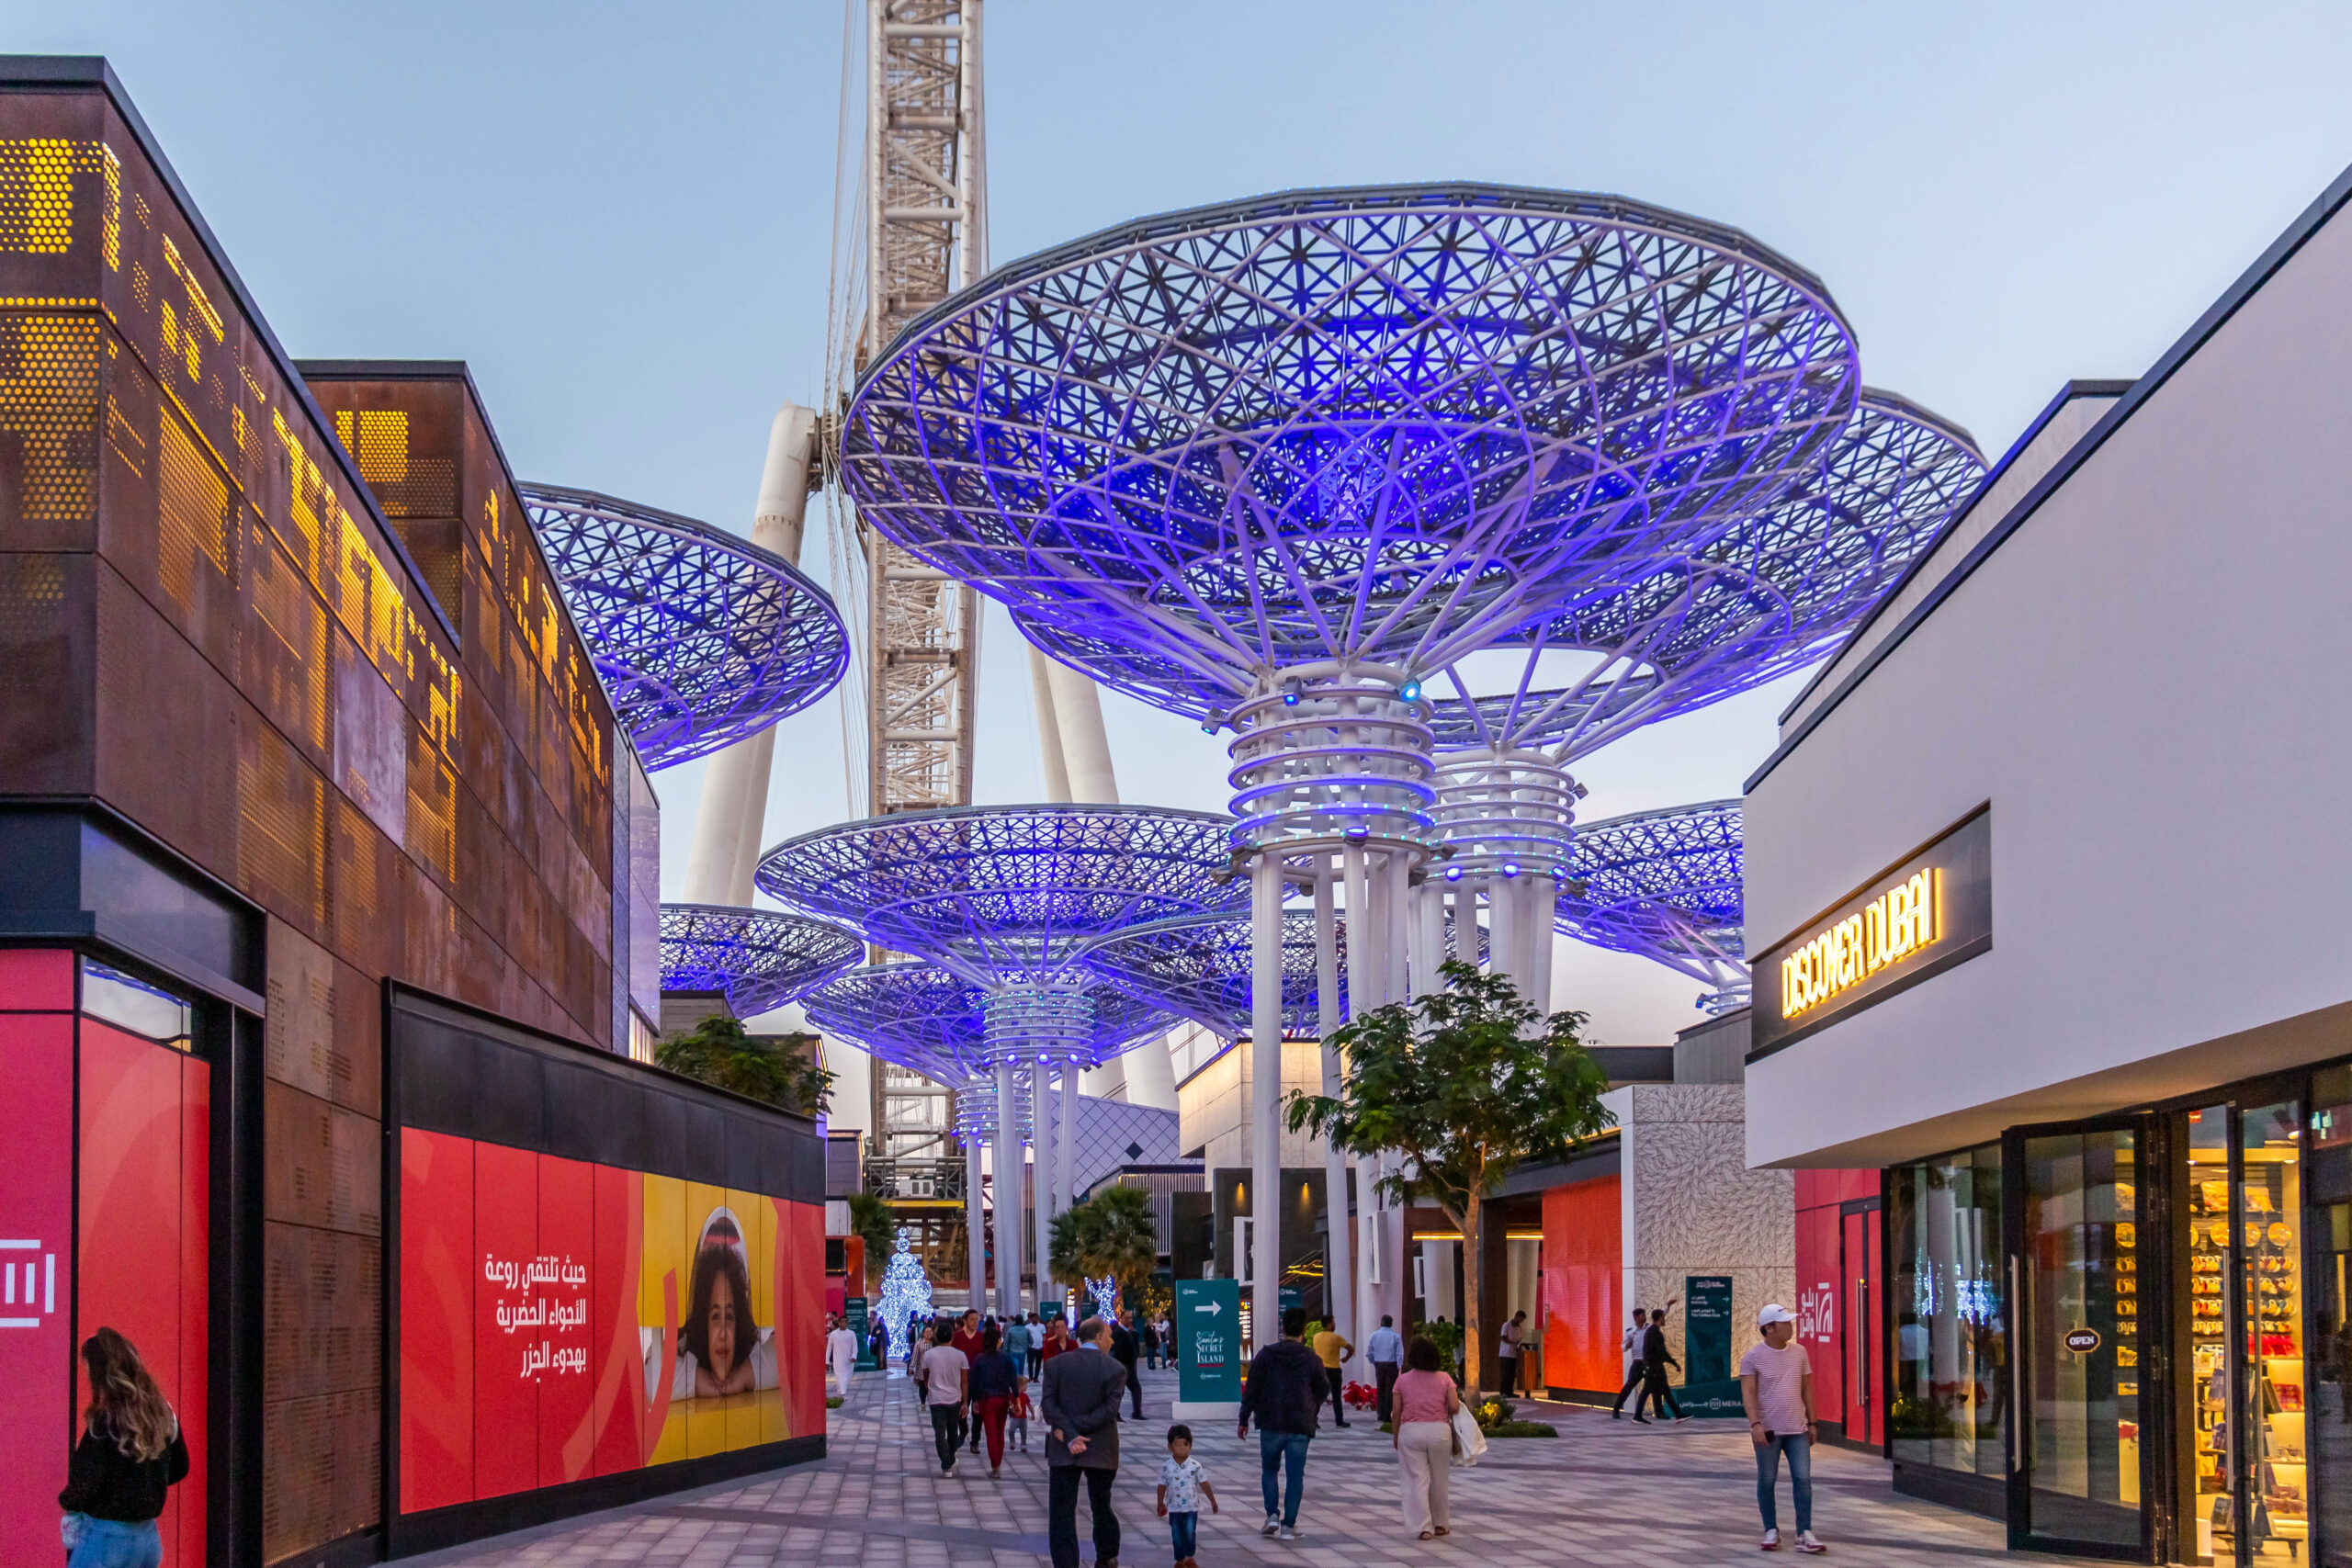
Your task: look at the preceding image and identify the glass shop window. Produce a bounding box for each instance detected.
[1889,1144,2007,1477]
[2308,1068,2352,1567]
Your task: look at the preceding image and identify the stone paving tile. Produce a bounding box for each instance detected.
[403,1365,2108,1567]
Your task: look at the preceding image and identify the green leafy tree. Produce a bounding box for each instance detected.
[1048,1185,1160,1314]
[655,1016,833,1115]
[847,1191,896,1280]
[1286,960,1612,1393]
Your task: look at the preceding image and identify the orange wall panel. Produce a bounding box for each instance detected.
[1540,1175,1622,1395]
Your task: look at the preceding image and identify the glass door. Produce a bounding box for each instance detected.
[2014,1123,2148,1555]
[1842,1203,1883,1446]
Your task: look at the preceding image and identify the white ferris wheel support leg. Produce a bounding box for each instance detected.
[1250,851,1284,1354]
[995,1060,1023,1319]
[1313,862,1352,1359]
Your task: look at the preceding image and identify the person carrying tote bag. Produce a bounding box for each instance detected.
[1391,1337,1465,1540]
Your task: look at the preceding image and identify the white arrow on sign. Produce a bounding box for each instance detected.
[1195,1300,1222,1315]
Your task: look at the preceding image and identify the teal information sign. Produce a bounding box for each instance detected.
[1679,1275,1742,1417]
[846,1296,873,1370]
[1177,1278,1243,1404]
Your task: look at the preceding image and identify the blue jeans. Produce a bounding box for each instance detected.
[1756,1433,1813,1532]
[1259,1429,1311,1526]
[1168,1509,1198,1560]
[65,1516,164,1568]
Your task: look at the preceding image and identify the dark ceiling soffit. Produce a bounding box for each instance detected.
[0,56,458,648]
[1773,378,2134,728]
[1747,150,2352,796]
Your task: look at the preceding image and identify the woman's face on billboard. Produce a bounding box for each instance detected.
[707,1270,739,1378]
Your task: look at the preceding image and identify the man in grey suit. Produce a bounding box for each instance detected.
[1043,1314,1128,1568]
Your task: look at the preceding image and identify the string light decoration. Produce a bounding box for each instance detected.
[1555,799,1747,1012]
[520,484,849,770]
[875,1226,936,1367]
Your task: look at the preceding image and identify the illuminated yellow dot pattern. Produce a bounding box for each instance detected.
[0,312,102,519]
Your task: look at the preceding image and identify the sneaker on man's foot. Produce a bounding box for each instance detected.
[1795,1532,1826,1554]
[1261,1517,1281,1538]
[1280,1526,1303,1540]
[1633,1415,1653,1424]
[1760,1528,1781,1551]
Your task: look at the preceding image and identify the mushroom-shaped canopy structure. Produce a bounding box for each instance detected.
[757,805,1248,988]
[521,484,850,769]
[843,184,1861,714]
[658,903,863,1019]
[1424,392,1985,760]
[1555,799,1745,993]
[800,962,1172,1080]
[1081,912,1345,1039]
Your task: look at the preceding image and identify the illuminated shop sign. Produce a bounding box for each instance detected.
[1751,805,1991,1059]
[1780,868,1938,1019]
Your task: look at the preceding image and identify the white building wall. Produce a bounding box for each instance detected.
[1746,184,2352,1168]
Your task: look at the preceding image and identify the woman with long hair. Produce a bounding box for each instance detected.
[58,1327,189,1567]
[1391,1335,1462,1541]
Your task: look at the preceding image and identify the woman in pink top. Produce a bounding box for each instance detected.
[1391,1337,1462,1539]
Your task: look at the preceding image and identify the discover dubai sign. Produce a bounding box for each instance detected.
[1751,805,1992,1059]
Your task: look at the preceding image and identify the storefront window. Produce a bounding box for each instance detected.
[1890,1145,2006,1476]
[2240,1100,2306,1560]
[2312,1067,2352,1568]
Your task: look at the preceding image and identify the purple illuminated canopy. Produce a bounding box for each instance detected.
[1555,799,1746,997]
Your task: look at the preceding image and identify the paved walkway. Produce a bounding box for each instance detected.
[407,1364,2087,1567]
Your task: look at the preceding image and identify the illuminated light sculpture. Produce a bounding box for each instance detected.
[760,805,1227,1318]
[839,182,1861,1348]
[1555,799,1748,1014]
[874,1226,936,1369]
[1423,391,1984,1005]
[657,902,863,1021]
[520,484,850,770]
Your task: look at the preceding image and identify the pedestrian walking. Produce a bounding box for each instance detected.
[1310,1320,1352,1427]
[1141,1313,1161,1370]
[826,1314,859,1402]
[1742,1303,1826,1553]
[1238,1306,1328,1540]
[955,1309,988,1451]
[1365,1314,1403,1424]
[1043,1315,1128,1568]
[1008,1374,1034,1451]
[1634,1307,1688,1422]
[1113,1308,1144,1418]
[1391,1336,1460,1540]
[1496,1310,1527,1398]
[922,1320,970,1475]
[871,1316,890,1372]
[909,1323,930,1404]
[969,1323,1023,1476]
[59,1327,190,1568]
[1041,1314,1073,1371]
[1609,1307,1648,1417]
[1026,1312,1046,1378]
[1156,1423,1219,1568]
[1005,1312,1033,1381]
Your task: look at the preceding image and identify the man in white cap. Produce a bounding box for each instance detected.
[1740,1303,1823,1553]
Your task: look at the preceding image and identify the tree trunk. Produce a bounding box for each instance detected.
[1460,1189,1484,1395]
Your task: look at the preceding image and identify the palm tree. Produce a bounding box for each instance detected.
[1047,1186,1161,1315]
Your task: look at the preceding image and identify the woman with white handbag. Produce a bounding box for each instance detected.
[1392,1337,1470,1539]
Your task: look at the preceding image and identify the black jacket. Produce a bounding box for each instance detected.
[1041,1346,1126,1470]
[970,1348,1022,1402]
[1239,1338,1329,1436]
[1110,1323,1138,1368]
[59,1423,189,1522]
[1641,1324,1679,1371]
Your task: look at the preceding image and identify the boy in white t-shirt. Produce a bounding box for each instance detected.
[1156,1423,1219,1568]
[1739,1304,1824,1554]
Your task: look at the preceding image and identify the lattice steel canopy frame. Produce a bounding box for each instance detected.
[521,484,850,770]
[802,961,1169,1081]
[842,183,1862,716]
[756,804,1250,989]
[1423,392,1985,761]
[1081,911,1343,1040]
[658,903,865,1020]
[1555,799,1746,997]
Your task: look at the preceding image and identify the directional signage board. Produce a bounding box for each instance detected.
[846,1296,873,1370]
[1175,1277,1242,1415]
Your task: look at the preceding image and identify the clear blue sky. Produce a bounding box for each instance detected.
[18,1,2352,1042]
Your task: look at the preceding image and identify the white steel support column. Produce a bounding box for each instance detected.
[1032,1055,1054,1314]
[995,1060,1023,1317]
[1313,863,1352,1360]
[1381,852,1410,1007]
[1530,874,1557,1015]
[1488,874,1521,993]
[1250,852,1283,1352]
[966,1131,985,1314]
[1057,1063,1078,1214]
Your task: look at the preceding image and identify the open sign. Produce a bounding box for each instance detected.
[2064,1327,2101,1355]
